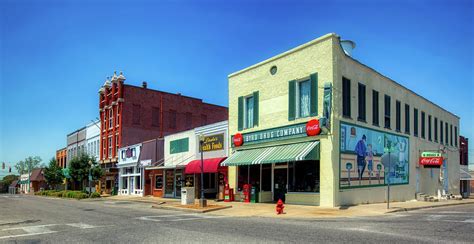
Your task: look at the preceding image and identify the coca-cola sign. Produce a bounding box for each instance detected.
[306,119,321,136]
[419,157,443,166]
[233,133,243,147]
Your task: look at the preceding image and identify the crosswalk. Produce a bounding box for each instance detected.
[0,222,112,240]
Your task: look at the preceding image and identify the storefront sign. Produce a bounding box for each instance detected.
[201,134,224,152]
[419,157,443,166]
[421,152,441,158]
[232,121,320,147]
[306,119,321,136]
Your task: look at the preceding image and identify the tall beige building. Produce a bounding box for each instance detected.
[223,33,460,207]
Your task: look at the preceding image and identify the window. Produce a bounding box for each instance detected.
[155,175,163,189]
[297,80,311,118]
[109,109,113,129]
[115,134,119,156]
[450,124,453,146]
[122,177,128,189]
[169,110,177,129]
[135,176,141,189]
[132,104,141,125]
[116,106,120,127]
[170,138,189,154]
[428,115,432,141]
[396,101,401,132]
[421,112,426,139]
[384,95,391,129]
[152,107,160,127]
[342,77,351,118]
[244,96,254,129]
[404,104,410,134]
[434,117,438,142]
[440,120,444,144]
[372,90,379,126]
[357,83,366,122]
[201,114,207,126]
[108,136,112,158]
[455,126,458,147]
[185,112,192,129]
[288,160,320,192]
[413,108,418,137]
[102,138,106,158]
[445,122,448,145]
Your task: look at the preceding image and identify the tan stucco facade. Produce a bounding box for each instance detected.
[228,33,460,207]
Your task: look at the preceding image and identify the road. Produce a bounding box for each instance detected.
[0,194,473,243]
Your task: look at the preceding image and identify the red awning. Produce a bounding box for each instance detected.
[185,157,227,174]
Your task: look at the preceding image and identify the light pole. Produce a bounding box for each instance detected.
[199,136,207,207]
[88,160,92,197]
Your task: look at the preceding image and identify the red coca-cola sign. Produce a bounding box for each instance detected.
[306,119,321,136]
[419,157,443,166]
[233,133,243,147]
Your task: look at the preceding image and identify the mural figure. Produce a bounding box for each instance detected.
[354,134,367,185]
[366,144,374,184]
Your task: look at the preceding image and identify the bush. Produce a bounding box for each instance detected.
[35,190,90,200]
[90,192,101,198]
[74,193,88,199]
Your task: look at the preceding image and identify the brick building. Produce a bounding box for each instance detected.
[56,148,67,169]
[98,72,228,194]
[459,136,470,197]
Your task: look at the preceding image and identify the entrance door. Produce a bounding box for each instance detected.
[175,172,182,198]
[129,177,134,195]
[273,168,287,202]
[165,170,175,197]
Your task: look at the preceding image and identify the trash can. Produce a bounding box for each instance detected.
[181,187,195,205]
[250,186,259,203]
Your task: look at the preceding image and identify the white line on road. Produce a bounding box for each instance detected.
[0,231,57,240]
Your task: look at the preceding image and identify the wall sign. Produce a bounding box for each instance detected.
[201,134,224,152]
[421,152,442,158]
[232,120,320,147]
[419,157,443,166]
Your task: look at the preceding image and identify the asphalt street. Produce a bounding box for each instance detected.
[0,194,473,243]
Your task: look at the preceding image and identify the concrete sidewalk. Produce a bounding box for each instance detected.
[103,195,474,218]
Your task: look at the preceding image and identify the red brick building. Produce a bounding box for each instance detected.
[55,148,67,169]
[98,72,227,194]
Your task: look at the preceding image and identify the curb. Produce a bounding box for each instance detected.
[151,204,232,213]
[386,201,474,213]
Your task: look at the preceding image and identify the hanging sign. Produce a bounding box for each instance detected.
[306,119,321,136]
[421,152,442,158]
[419,157,443,166]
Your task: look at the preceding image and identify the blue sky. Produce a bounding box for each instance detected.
[0,0,472,176]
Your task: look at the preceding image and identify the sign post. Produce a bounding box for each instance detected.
[384,143,395,209]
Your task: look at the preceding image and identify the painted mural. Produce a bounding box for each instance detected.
[340,122,409,188]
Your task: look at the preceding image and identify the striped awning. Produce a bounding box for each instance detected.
[222,141,319,166]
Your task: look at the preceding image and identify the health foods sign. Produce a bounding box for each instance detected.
[233,120,320,147]
[201,134,224,152]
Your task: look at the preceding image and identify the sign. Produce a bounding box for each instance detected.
[232,121,317,147]
[421,152,442,158]
[419,157,443,166]
[306,119,321,136]
[201,134,224,152]
[62,168,71,179]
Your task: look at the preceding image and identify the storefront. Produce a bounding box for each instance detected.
[223,120,321,205]
[184,157,228,199]
[117,143,144,196]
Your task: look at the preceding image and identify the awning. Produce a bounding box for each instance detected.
[185,157,227,174]
[222,141,319,166]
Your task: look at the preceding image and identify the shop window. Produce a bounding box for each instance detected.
[237,165,260,191]
[155,175,163,189]
[288,160,320,192]
[372,90,379,126]
[135,176,141,189]
[261,164,271,191]
[421,111,426,139]
[203,173,216,189]
[384,95,391,129]
[357,83,366,122]
[396,101,401,132]
[122,177,128,189]
[185,175,194,187]
[342,77,351,118]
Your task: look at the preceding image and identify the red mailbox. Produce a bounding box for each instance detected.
[243,184,251,203]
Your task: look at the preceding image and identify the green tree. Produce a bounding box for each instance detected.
[14,156,43,174]
[0,174,18,192]
[44,158,64,189]
[69,154,103,190]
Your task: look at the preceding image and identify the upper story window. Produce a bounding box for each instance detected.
[455,126,458,147]
[396,101,401,132]
[109,109,113,129]
[238,91,259,130]
[440,120,444,144]
[357,83,366,122]
[421,111,425,139]
[116,106,120,127]
[450,124,453,146]
[414,108,418,137]
[289,74,317,121]
[428,115,432,141]
[342,77,351,118]
[297,79,311,118]
[434,117,438,142]
[372,90,379,126]
[445,122,449,145]
[384,95,391,129]
[404,104,410,134]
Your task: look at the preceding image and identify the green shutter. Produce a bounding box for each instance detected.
[253,91,259,127]
[310,73,318,116]
[288,80,296,121]
[238,96,244,131]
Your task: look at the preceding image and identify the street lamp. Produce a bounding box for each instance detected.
[88,160,92,197]
[199,136,207,207]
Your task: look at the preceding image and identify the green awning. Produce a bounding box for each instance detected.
[222,141,319,166]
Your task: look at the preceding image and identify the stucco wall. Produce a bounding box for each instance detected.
[164,129,196,167]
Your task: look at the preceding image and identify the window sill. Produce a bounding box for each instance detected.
[396,129,401,133]
[342,115,352,120]
[372,123,380,127]
[357,118,367,123]
[384,126,391,130]
[405,131,410,135]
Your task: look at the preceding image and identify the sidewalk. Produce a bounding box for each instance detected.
[103,195,474,218]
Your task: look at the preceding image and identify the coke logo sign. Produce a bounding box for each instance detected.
[306,119,321,136]
[419,157,443,166]
[233,133,243,147]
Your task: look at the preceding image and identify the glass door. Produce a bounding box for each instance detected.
[165,170,175,197]
[273,168,287,202]
[175,172,182,197]
[129,177,134,195]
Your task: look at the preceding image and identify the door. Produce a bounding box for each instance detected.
[165,170,174,197]
[273,168,287,202]
[175,172,182,197]
[129,177,134,195]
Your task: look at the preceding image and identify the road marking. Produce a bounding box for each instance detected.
[0,222,114,240]
[2,224,58,231]
[136,214,226,222]
[426,215,444,221]
[0,231,57,240]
